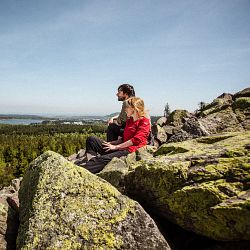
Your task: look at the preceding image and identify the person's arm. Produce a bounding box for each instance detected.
[103,139,133,152]
[108,137,123,145]
[107,115,119,125]
[103,118,151,151]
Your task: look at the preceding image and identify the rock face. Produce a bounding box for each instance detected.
[98,146,157,194]
[152,88,250,145]
[17,151,170,250]
[99,132,250,241]
[0,178,21,250]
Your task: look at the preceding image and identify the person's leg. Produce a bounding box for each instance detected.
[85,136,105,156]
[84,150,129,173]
[107,123,122,142]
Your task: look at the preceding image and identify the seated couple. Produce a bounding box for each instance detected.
[83,97,150,173]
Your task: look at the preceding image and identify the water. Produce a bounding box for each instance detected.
[0,119,44,125]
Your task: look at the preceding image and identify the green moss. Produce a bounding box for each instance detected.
[126,160,189,200]
[232,97,250,110]
[17,151,138,250]
[97,157,129,191]
[167,110,189,126]
[210,190,250,240]
[124,131,250,240]
[154,145,189,156]
[188,157,249,184]
[196,135,234,144]
[165,180,248,240]
[242,163,250,170]
[223,150,246,157]
[160,131,250,160]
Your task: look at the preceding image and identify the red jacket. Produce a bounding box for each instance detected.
[123,117,150,152]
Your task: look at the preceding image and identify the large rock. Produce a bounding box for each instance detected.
[198,94,233,117]
[151,124,168,144]
[0,178,21,250]
[98,146,157,193]
[17,151,170,250]
[97,157,129,193]
[232,97,250,130]
[233,87,250,99]
[181,117,209,137]
[101,132,250,241]
[156,116,167,126]
[163,117,210,143]
[197,89,249,133]
[151,89,249,147]
[199,107,245,134]
[167,129,193,143]
[167,110,191,127]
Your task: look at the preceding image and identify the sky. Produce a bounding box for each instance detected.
[0,0,249,116]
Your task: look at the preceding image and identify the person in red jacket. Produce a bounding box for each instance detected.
[83,97,151,173]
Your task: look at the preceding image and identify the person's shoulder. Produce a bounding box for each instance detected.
[141,116,150,121]
[139,117,150,125]
[145,111,150,119]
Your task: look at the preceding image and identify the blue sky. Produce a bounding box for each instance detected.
[0,0,249,116]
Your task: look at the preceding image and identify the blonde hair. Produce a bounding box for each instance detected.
[126,97,147,118]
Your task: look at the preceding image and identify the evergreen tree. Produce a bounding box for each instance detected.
[164,103,171,117]
[198,101,207,111]
[0,123,107,187]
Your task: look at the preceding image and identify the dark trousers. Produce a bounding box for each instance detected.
[84,136,129,174]
[106,123,125,142]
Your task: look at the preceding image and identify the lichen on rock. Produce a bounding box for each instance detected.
[17,151,170,250]
[118,131,250,241]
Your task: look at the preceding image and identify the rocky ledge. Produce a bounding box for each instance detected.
[99,131,250,241]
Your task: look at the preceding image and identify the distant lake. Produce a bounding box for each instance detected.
[0,119,44,125]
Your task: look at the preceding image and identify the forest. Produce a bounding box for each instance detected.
[0,123,106,188]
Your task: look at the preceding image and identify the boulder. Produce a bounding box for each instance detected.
[217,93,233,100]
[232,97,250,130]
[151,89,249,146]
[167,118,210,143]
[181,117,209,137]
[151,124,168,144]
[67,149,86,165]
[156,117,167,126]
[98,146,156,192]
[0,178,21,250]
[233,87,250,99]
[167,110,191,127]
[199,107,245,134]
[198,94,233,117]
[17,151,170,250]
[162,125,175,136]
[122,132,250,241]
[97,157,129,193]
[167,130,193,143]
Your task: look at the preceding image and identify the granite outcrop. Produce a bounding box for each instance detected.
[99,132,250,241]
[17,151,170,250]
[152,87,250,145]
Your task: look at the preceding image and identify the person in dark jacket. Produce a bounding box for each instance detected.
[107,84,135,142]
[84,97,150,173]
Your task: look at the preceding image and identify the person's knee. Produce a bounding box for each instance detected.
[108,123,117,130]
[86,136,97,144]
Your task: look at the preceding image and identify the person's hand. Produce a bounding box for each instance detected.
[107,117,114,125]
[102,141,117,152]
